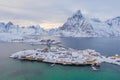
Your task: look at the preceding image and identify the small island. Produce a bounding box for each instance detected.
[10,40,120,68]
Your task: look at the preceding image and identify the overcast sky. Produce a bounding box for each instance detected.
[0,0,120,29]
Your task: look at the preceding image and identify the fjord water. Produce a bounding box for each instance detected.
[0,37,120,80]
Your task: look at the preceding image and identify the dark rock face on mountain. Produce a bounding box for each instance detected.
[53,10,120,37]
[60,10,94,35]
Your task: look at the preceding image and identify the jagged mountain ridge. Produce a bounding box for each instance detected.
[0,10,120,37]
[60,10,94,34]
[53,10,120,37]
[0,21,46,35]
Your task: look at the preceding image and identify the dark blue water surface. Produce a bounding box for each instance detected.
[60,37,120,56]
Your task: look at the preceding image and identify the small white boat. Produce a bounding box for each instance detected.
[51,63,55,66]
[92,66,98,71]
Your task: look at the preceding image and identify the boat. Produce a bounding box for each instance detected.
[51,63,55,66]
[92,66,98,71]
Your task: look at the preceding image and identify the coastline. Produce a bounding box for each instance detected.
[10,46,120,67]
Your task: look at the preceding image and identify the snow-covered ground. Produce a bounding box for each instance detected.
[10,46,120,66]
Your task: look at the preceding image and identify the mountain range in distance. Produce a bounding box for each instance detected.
[0,10,120,37]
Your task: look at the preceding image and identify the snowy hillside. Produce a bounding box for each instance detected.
[50,10,120,37]
[0,22,46,35]
[0,22,47,41]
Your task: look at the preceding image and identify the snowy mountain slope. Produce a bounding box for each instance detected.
[0,22,47,41]
[0,22,46,35]
[105,17,120,36]
[1,10,120,38]
[50,10,120,37]
[106,16,120,27]
[58,10,95,37]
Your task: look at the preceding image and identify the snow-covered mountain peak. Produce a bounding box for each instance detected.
[114,16,120,20]
[58,10,94,37]
[53,10,120,37]
[106,16,120,27]
[0,22,5,27]
[0,21,47,35]
[72,10,83,19]
[67,10,84,22]
[6,21,14,27]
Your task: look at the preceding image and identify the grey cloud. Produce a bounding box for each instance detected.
[0,0,120,28]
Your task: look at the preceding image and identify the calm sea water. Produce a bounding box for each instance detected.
[0,37,120,80]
